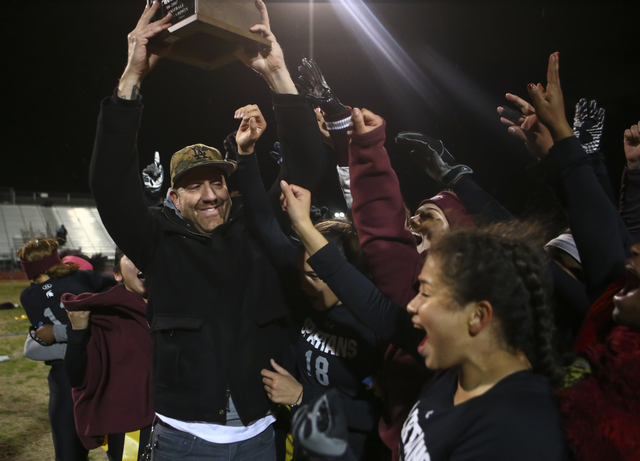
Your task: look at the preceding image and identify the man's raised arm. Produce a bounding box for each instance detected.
[236,0,328,219]
[118,2,172,99]
[90,2,171,266]
[234,0,297,95]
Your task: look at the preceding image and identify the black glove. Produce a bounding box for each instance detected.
[297,58,347,116]
[573,98,605,154]
[396,132,472,186]
[142,152,164,194]
[223,131,239,163]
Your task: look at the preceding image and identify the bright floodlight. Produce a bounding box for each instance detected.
[326,0,498,127]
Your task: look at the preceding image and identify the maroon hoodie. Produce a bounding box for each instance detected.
[349,122,476,460]
[62,285,153,449]
[349,123,429,460]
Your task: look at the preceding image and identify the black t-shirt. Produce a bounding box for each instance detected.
[296,302,385,460]
[21,271,116,329]
[400,367,568,461]
[297,303,383,431]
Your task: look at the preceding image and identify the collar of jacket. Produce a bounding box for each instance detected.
[160,195,244,238]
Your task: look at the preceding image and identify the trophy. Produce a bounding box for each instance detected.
[151,0,270,70]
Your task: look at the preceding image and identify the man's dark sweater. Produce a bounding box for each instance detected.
[89,90,326,425]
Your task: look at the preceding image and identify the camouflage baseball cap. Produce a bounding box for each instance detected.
[170,144,237,187]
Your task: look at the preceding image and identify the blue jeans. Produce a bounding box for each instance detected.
[150,421,276,461]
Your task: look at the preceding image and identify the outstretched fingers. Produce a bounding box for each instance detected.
[255,0,271,30]
[249,0,275,42]
[136,1,159,28]
[505,93,535,116]
[546,52,561,92]
[136,2,172,34]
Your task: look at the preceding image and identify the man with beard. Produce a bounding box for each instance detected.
[90,1,327,459]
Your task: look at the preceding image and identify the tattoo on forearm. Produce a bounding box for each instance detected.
[120,85,140,100]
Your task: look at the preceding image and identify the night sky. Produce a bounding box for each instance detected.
[4,0,640,224]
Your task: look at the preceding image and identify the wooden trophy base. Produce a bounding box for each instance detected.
[154,0,270,70]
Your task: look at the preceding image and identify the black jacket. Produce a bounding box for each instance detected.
[89,91,323,424]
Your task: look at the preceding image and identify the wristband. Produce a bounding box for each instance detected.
[325,116,351,131]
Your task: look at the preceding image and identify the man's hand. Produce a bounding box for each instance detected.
[234,0,297,94]
[280,181,313,229]
[234,105,267,155]
[526,52,574,142]
[118,1,173,99]
[36,324,56,344]
[261,359,303,405]
[348,108,383,136]
[498,93,554,159]
[67,311,91,330]
[624,121,640,170]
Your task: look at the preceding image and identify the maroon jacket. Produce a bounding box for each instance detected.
[63,285,153,449]
[349,122,430,460]
[557,324,640,460]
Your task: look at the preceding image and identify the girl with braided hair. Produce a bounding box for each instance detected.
[398,226,567,460]
[278,177,568,460]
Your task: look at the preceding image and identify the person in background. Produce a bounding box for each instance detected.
[64,248,153,461]
[56,224,68,246]
[519,51,640,461]
[18,238,116,461]
[278,179,568,460]
[233,105,387,459]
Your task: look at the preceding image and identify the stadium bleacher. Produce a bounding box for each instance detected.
[0,203,116,263]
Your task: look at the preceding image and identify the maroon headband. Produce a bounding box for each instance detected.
[20,251,63,280]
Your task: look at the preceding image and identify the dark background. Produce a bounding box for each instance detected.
[3,0,639,220]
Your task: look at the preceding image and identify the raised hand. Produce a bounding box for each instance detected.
[348,108,384,136]
[281,181,330,255]
[498,93,554,159]
[234,104,267,155]
[142,151,164,194]
[315,109,334,147]
[67,311,91,330]
[261,359,303,405]
[298,58,347,116]
[223,131,239,163]
[573,98,605,154]
[280,180,312,228]
[234,0,297,94]
[395,132,472,185]
[526,52,574,142]
[624,121,640,170]
[118,1,173,99]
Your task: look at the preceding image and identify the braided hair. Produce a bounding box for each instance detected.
[429,223,564,386]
